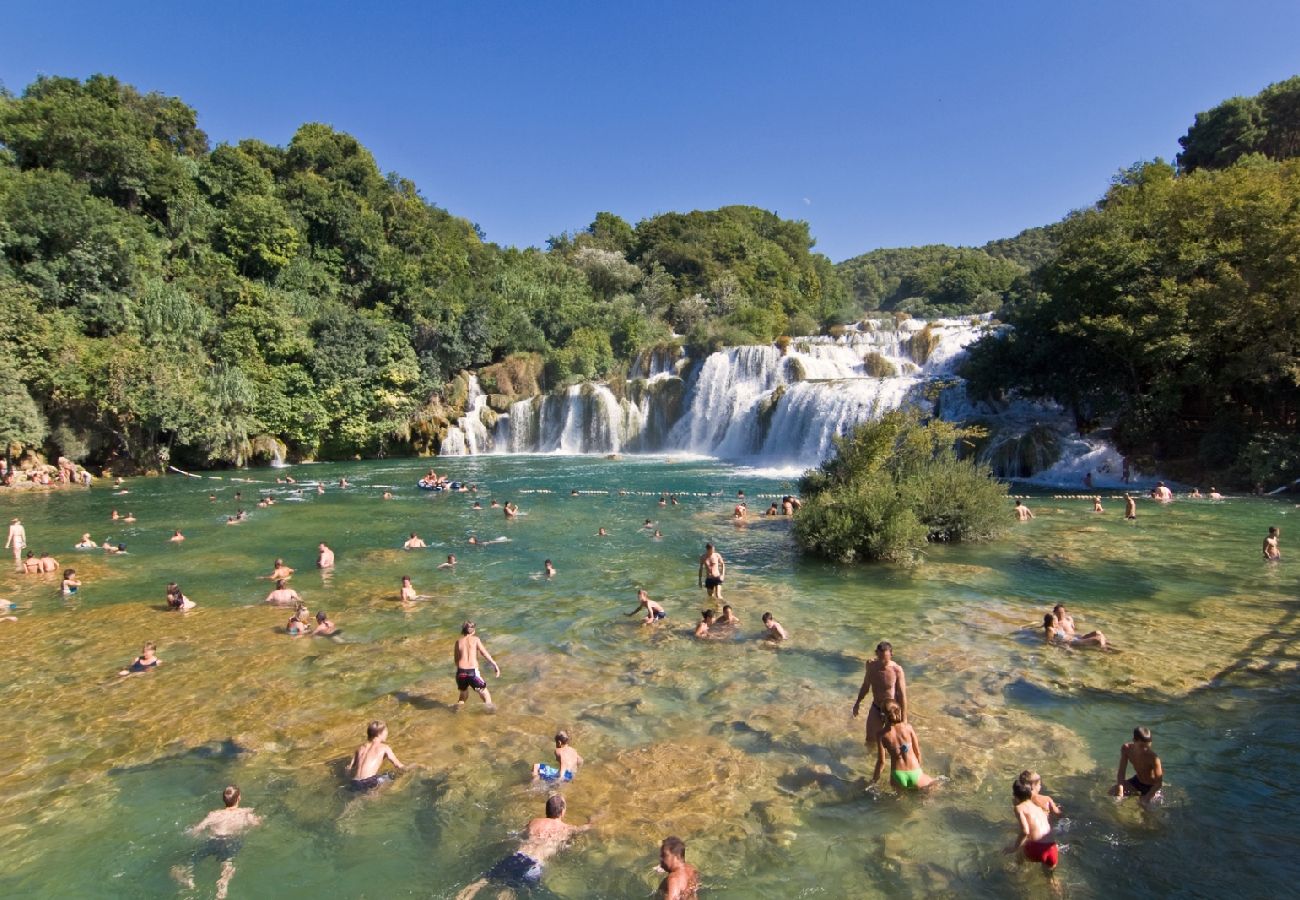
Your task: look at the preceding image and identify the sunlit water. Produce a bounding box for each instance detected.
[0,456,1296,898]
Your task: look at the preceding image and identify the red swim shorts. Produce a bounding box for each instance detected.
[1023,840,1058,867]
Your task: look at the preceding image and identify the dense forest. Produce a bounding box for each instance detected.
[1,73,1297,485]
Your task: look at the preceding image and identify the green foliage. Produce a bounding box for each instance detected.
[836,244,1024,318]
[0,358,47,451]
[794,410,1008,563]
[1177,76,1300,172]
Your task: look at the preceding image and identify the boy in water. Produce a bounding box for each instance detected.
[1005,777,1057,872]
[438,554,457,569]
[1014,500,1034,521]
[346,720,406,791]
[1110,726,1163,808]
[532,730,583,782]
[694,609,715,638]
[1263,526,1281,560]
[761,612,788,641]
[172,785,262,900]
[454,621,501,709]
[626,588,666,624]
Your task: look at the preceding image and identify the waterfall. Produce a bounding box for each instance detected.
[441,375,493,456]
[491,384,644,454]
[270,444,286,468]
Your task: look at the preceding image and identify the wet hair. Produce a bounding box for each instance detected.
[401,575,412,583]
[462,621,475,635]
[1012,779,1033,802]
[545,794,566,818]
[762,612,773,622]
[555,730,570,746]
[143,641,156,652]
[661,836,686,859]
[275,579,285,589]
[884,700,904,725]
[63,568,75,579]
[1043,613,1056,629]
[876,641,892,654]
[367,720,386,740]
[1052,604,1066,614]
[1133,726,1152,742]
[702,610,715,622]
[274,558,284,567]
[722,605,732,613]
[705,542,714,550]
[1018,770,1040,785]
[1269,526,1279,536]
[316,611,328,623]
[223,785,241,807]
[410,532,417,538]
[544,559,553,566]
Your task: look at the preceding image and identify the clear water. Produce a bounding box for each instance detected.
[0,456,1296,898]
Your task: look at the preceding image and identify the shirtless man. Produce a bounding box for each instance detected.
[1124,493,1137,520]
[852,641,908,766]
[404,533,426,549]
[346,720,406,791]
[657,836,699,900]
[172,785,262,900]
[317,543,335,569]
[438,554,457,570]
[1014,500,1034,521]
[1263,526,1281,561]
[627,588,667,624]
[1005,777,1057,872]
[38,551,59,573]
[169,530,185,542]
[761,612,788,641]
[454,622,500,709]
[1109,726,1163,809]
[313,610,336,636]
[456,794,594,899]
[267,558,294,581]
[543,559,556,578]
[694,609,715,638]
[22,551,41,574]
[264,579,302,605]
[716,605,740,626]
[698,543,726,602]
[7,518,28,572]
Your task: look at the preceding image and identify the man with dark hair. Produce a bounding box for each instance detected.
[852,641,908,768]
[1006,778,1057,871]
[456,794,594,899]
[698,542,725,602]
[657,836,699,899]
[1110,726,1164,808]
[172,785,262,899]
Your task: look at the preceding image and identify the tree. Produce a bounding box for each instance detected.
[0,359,47,452]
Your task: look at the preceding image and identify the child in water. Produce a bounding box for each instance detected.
[532,730,583,783]
[61,568,81,595]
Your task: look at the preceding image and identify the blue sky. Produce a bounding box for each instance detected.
[3,1,1299,261]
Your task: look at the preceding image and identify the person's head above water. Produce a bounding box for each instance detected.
[762,612,774,623]
[367,720,387,740]
[545,794,566,818]
[701,610,714,622]
[555,730,570,747]
[1043,613,1056,629]
[1133,726,1152,743]
[1012,778,1033,803]
[275,579,285,589]
[660,836,687,867]
[223,785,241,808]
[884,700,904,725]
[462,621,476,635]
[316,610,328,623]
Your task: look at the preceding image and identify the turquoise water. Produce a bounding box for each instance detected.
[0,455,1296,898]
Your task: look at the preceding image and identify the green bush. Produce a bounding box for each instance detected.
[794,409,1007,563]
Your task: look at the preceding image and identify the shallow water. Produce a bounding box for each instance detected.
[0,456,1296,898]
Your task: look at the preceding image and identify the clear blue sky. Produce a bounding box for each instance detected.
[3,1,1299,261]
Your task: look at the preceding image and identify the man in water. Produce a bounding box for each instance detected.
[657,836,699,899]
[454,621,501,709]
[761,612,788,641]
[1005,777,1057,872]
[543,559,556,578]
[171,785,262,900]
[317,542,335,568]
[456,794,594,899]
[1124,493,1137,520]
[694,609,716,638]
[1110,726,1163,809]
[7,517,27,572]
[264,579,302,605]
[438,554,457,569]
[1263,526,1281,560]
[626,589,666,624]
[39,551,59,573]
[1014,500,1034,521]
[404,533,426,549]
[852,641,908,763]
[698,542,726,602]
[346,720,406,791]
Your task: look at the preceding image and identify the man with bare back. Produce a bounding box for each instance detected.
[454,621,500,709]
[852,641,908,766]
[697,542,726,603]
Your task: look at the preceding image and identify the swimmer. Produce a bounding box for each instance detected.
[123,512,137,523]
[403,533,426,549]
[1155,481,1173,502]
[765,502,779,517]
[264,579,302,605]
[22,552,41,574]
[316,482,325,495]
[733,503,747,520]
[644,519,655,529]
[596,527,608,537]
[107,543,128,554]
[169,530,185,542]
[656,835,699,900]
[166,582,196,611]
[382,491,393,500]
[1005,776,1057,872]
[1047,603,1108,649]
[266,558,294,581]
[7,518,28,572]
[670,495,679,505]
[61,568,81,595]
[1189,487,1203,499]
[399,575,426,602]
[119,641,161,675]
[652,530,662,539]
[171,786,261,900]
[338,477,350,488]
[659,495,668,507]
[873,700,934,791]
[761,612,788,641]
[317,543,335,569]
[346,720,406,792]
[1263,526,1281,561]
[626,589,667,624]
[438,554,457,570]
[1018,769,1062,817]
[1014,499,1034,521]
[39,551,58,573]
[532,730,583,782]
[694,609,715,637]
[75,533,97,549]
[1109,726,1163,809]
[287,605,311,635]
[1092,496,1104,513]
[313,610,336,636]
[490,500,501,509]
[1124,493,1137,519]
[853,641,908,771]
[454,621,500,709]
[111,509,121,521]
[471,500,483,510]
[543,559,556,578]
[456,794,594,900]
[698,542,725,602]
[504,501,519,518]
[716,604,740,626]
[1209,487,1223,500]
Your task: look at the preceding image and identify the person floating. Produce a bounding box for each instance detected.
[171,785,261,900]
[455,794,594,899]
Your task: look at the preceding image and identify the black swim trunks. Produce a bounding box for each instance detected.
[484,851,543,887]
[456,667,487,691]
[1126,774,1153,796]
[704,576,722,589]
[350,772,395,792]
[193,834,242,863]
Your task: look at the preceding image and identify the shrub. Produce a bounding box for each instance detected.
[863,351,898,378]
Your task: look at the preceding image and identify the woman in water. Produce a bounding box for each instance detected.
[119,642,161,675]
[874,700,934,791]
[287,604,311,635]
[61,568,81,596]
[1043,607,1108,649]
[166,582,196,611]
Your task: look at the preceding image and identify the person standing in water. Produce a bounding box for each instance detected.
[626,588,666,624]
[1263,526,1281,560]
[1124,493,1137,520]
[454,621,500,709]
[171,785,262,900]
[656,836,700,900]
[698,542,726,603]
[1014,500,1035,521]
[1110,726,1163,809]
[7,518,27,573]
[852,641,908,760]
[1005,777,1057,872]
[346,720,406,791]
[873,700,934,791]
[317,542,335,569]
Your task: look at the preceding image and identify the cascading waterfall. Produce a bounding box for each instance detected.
[441,376,493,456]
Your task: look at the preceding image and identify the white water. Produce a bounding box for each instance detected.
[447,316,1135,483]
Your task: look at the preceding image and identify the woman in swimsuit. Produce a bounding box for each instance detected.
[1043,608,1108,649]
[119,642,161,675]
[874,700,934,791]
[61,568,81,596]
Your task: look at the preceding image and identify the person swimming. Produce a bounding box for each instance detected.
[61,568,81,595]
[532,730,583,782]
[166,582,196,611]
[346,720,405,791]
[313,610,336,636]
[119,641,161,675]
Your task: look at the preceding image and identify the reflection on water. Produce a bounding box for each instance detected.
[0,457,1297,897]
